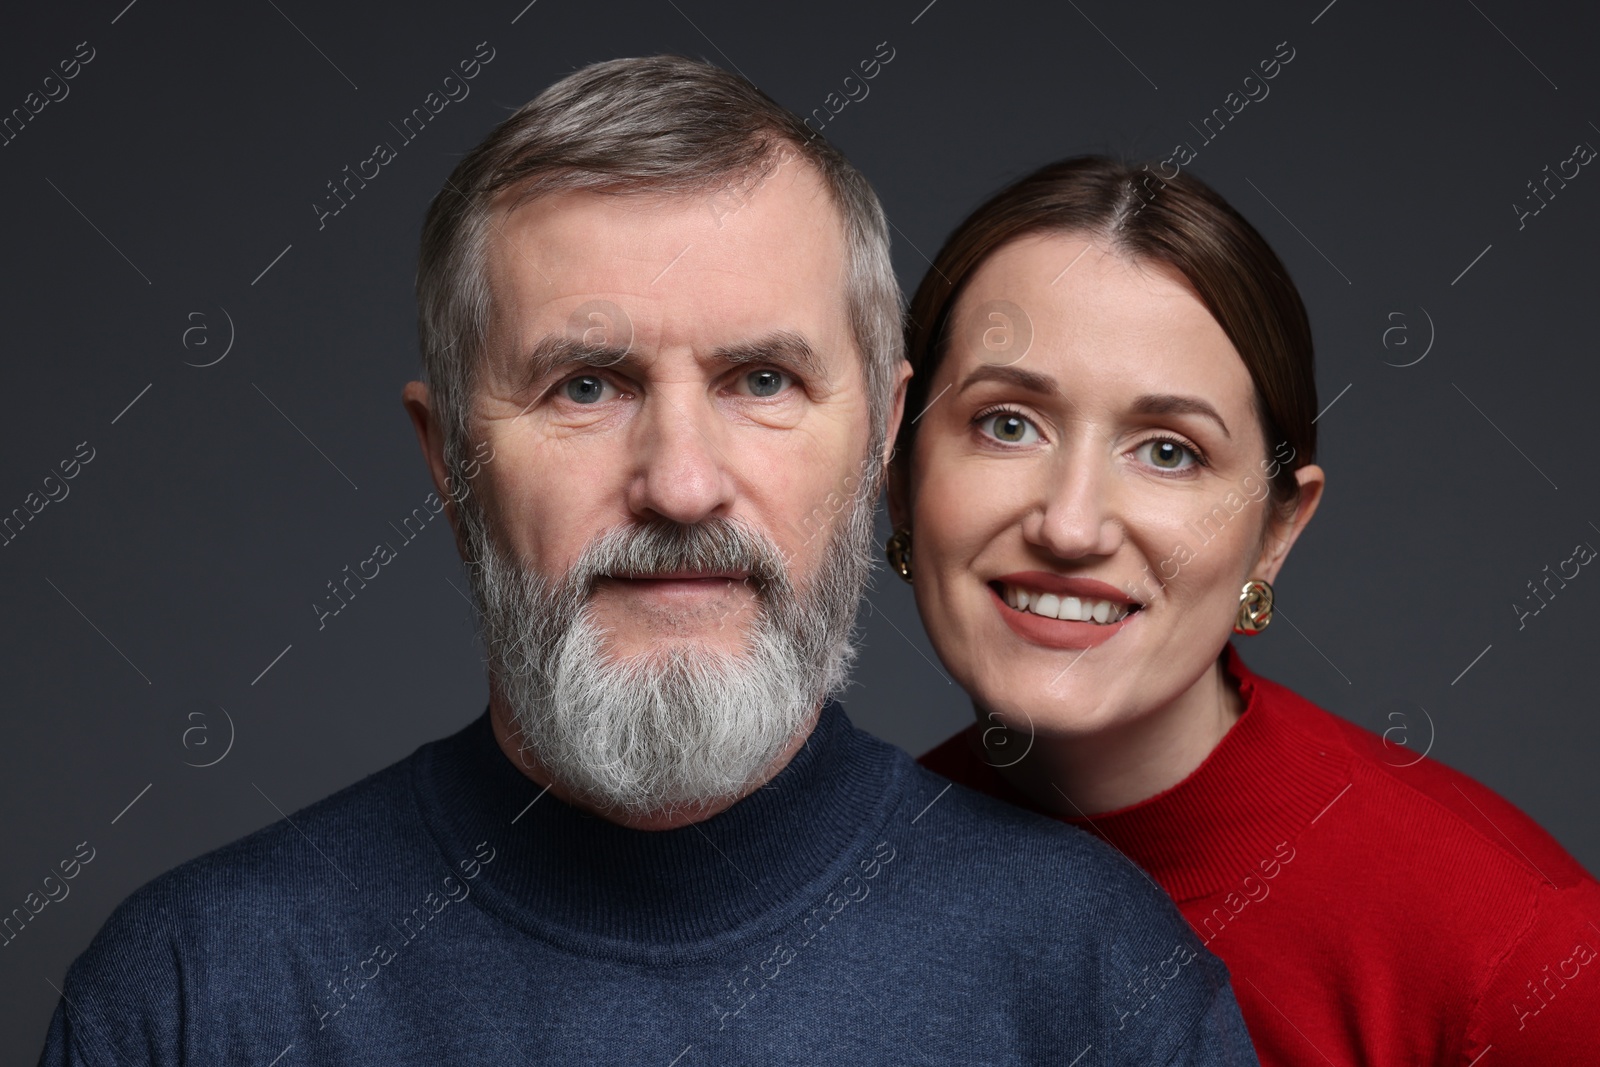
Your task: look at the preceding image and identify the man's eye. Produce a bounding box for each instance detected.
[742,369,790,398]
[563,375,611,404]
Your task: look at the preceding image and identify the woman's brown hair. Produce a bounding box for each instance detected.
[895,155,1318,524]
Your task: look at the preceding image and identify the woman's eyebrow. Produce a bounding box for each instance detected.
[1129,393,1231,438]
[956,368,1232,439]
[957,364,1059,396]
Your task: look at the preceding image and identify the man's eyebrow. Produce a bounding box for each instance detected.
[513,334,635,392]
[1130,393,1231,438]
[712,330,829,382]
[511,329,830,392]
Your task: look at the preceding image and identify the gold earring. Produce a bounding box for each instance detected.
[885,528,913,584]
[1233,578,1274,635]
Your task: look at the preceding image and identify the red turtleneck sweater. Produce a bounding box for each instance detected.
[920,642,1600,1065]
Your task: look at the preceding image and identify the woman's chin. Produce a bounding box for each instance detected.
[968,677,1134,742]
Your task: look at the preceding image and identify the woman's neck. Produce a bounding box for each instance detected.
[988,657,1245,817]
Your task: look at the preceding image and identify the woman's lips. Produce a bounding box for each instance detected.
[988,582,1139,650]
[992,570,1141,606]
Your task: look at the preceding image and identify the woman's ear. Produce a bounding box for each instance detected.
[1253,463,1325,583]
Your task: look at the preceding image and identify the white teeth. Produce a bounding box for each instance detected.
[1001,584,1134,624]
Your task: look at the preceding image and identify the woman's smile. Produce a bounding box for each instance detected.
[988,571,1144,649]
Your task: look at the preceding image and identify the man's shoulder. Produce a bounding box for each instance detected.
[78,735,432,968]
[898,752,1137,865]
[889,752,1206,934]
[873,753,1242,1061]
[42,736,440,1061]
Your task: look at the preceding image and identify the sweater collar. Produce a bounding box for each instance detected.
[1057,643,1353,902]
[411,698,898,960]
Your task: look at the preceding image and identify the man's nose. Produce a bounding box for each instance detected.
[624,389,738,525]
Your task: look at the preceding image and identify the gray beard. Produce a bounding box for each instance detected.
[457,473,878,818]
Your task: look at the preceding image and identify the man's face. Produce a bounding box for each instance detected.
[426,157,899,818]
[474,161,869,661]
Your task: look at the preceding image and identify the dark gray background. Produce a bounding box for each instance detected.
[4,0,1597,1055]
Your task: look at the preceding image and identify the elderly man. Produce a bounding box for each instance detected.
[39,57,1257,1065]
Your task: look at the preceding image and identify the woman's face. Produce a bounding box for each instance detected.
[894,233,1320,739]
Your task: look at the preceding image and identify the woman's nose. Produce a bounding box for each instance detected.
[1023,445,1124,561]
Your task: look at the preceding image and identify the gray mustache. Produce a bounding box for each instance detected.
[573,518,793,597]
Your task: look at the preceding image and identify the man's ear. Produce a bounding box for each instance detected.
[402,380,469,561]
[882,358,913,469]
[882,359,913,530]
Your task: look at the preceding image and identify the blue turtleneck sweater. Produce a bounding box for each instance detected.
[38,701,1257,1065]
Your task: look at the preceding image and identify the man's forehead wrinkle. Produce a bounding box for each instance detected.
[475,181,856,402]
[492,185,736,241]
[483,247,556,323]
[504,330,836,387]
[473,195,555,290]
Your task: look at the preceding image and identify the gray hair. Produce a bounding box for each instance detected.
[416,54,904,492]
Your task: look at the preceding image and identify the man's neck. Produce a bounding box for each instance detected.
[487,692,824,831]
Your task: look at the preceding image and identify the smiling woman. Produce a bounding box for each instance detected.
[897,155,1600,1066]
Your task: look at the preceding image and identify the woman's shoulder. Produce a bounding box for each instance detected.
[1225,658,1600,1055]
[1248,662,1594,892]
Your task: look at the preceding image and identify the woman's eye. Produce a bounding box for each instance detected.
[1138,438,1199,471]
[741,368,791,398]
[563,375,612,404]
[979,411,1040,445]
